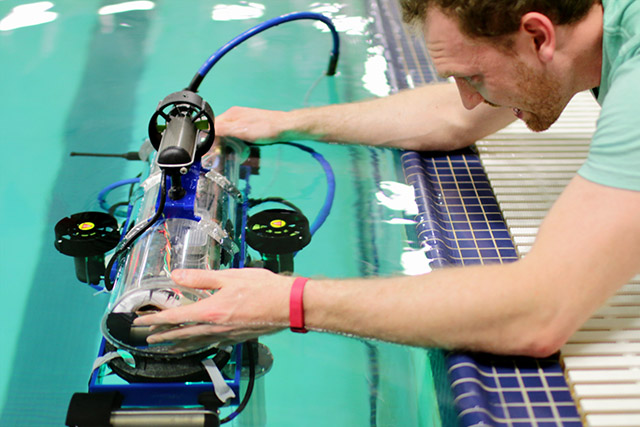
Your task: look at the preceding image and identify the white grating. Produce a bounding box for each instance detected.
[477,91,640,426]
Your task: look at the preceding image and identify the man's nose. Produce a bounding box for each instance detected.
[454,78,484,110]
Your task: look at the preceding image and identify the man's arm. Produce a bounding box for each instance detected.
[134,176,640,357]
[215,82,515,151]
[302,176,640,356]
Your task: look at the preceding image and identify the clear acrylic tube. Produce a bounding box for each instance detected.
[102,138,247,357]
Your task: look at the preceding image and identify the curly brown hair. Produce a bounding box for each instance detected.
[400,0,600,39]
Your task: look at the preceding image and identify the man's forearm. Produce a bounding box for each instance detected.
[283,83,515,150]
[301,263,557,356]
[302,177,640,356]
[216,83,516,151]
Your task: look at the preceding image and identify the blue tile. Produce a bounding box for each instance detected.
[460,189,479,197]
[539,362,563,373]
[480,249,499,258]
[449,365,478,381]
[477,188,496,198]
[522,376,543,388]
[452,222,471,231]
[507,406,530,418]
[468,213,488,222]
[446,205,467,214]
[464,204,485,213]
[450,213,470,222]
[458,183,477,191]
[494,237,515,247]
[499,248,519,258]
[470,222,490,230]
[481,376,498,389]
[502,391,525,403]
[459,411,505,427]
[456,176,474,183]
[482,204,503,213]
[493,364,518,374]
[473,181,492,190]
[557,405,580,417]
[550,390,575,403]
[527,391,550,403]
[460,249,480,258]
[476,239,498,248]
[473,230,493,239]
[545,375,569,388]
[533,406,554,418]
[444,197,464,206]
[486,213,506,221]
[439,183,459,190]
[499,376,520,388]
[487,404,506,419]
[462,198,483,206]
[457,239,479,249]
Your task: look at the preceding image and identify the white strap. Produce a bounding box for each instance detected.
[202,358,236,403]
[92,351,236,404]
[92,351,122,374]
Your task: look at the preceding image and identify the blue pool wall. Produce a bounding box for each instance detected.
[371,0,584,425]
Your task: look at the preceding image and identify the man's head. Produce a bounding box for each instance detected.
[400,0,600,42]
[403,0,602,132]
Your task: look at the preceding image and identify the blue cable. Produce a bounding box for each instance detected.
[238,167,252,269]
[273,142,335,235]
[97,177,140,215]
[187,12,339,92]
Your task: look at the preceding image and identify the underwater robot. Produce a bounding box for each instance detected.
[55,11,339,427]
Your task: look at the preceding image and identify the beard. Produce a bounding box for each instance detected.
[514,60,569,132]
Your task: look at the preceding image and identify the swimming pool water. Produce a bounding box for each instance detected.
[0,1,444,425]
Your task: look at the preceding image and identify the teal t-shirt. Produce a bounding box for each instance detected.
[577,0,640,190]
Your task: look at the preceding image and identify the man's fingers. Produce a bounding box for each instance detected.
[171,269,224,289]
[147,323,229,344]
[133,300,204,326]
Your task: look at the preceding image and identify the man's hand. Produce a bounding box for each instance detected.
[133,268,292,349]
[216,106,293,143]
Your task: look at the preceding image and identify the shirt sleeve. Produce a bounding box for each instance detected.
[578,53,640,191]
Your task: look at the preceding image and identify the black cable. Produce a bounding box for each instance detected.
[220,340,256,424]
[108,201,130,218]
[104,169,168,291]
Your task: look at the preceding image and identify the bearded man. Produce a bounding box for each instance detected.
[135,0,640,358]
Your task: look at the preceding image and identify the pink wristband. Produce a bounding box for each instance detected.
[289,277,309,333]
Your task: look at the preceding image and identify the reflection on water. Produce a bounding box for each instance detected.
[98,1,155,15]
[310,3,370,36]
[363,45,392,97]
[212,2,266,21]
[0,1,58,31]
[375,181,419,215]
[401,246,434,275]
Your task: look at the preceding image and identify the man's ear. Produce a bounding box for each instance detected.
[520,12,556,63]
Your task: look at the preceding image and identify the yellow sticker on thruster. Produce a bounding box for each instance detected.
[78,222,95,231]
[269,219,286,228]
